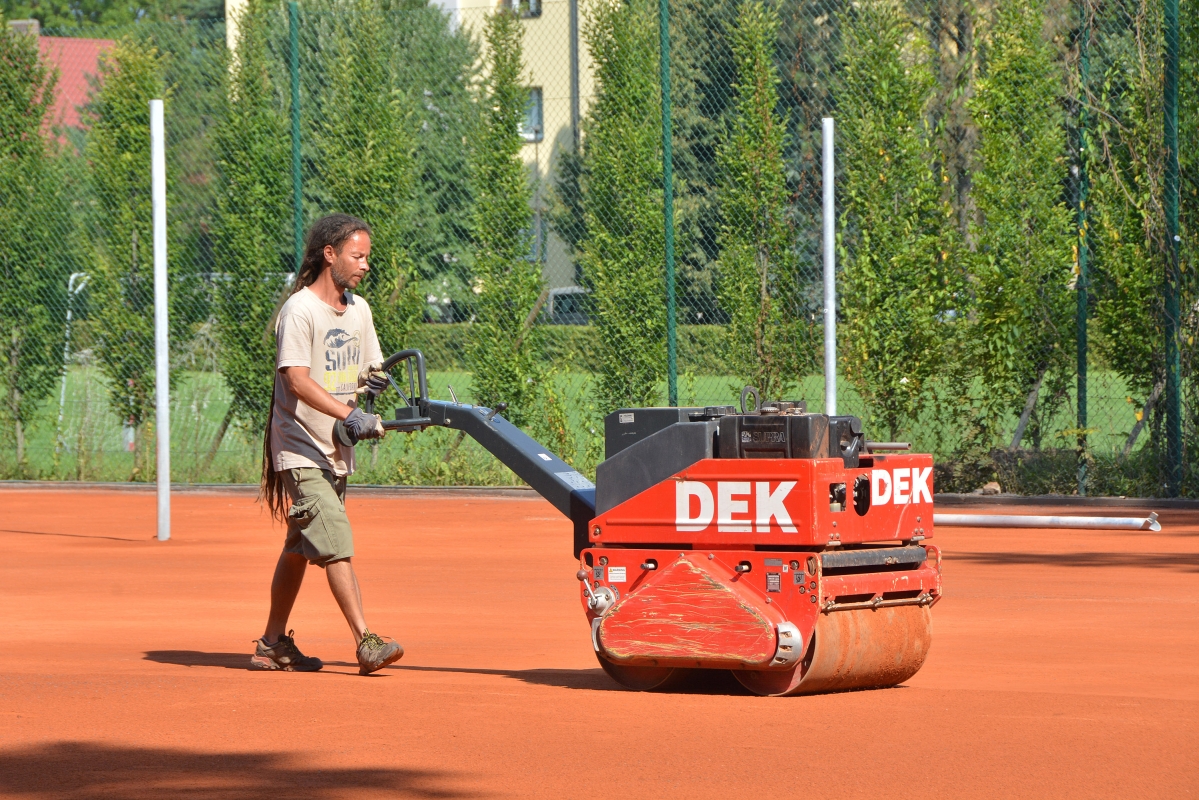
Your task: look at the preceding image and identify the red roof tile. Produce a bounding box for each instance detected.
[38,36,114,131]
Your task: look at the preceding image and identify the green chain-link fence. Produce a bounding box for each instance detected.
[1,0,1196,495]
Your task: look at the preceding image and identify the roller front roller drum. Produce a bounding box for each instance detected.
[732,606,933,696]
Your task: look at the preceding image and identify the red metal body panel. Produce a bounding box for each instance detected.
[589,454,935,548]
[598,555,781,666]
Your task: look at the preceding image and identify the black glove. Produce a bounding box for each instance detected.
[342,407,385,444]
[363,371,389,399]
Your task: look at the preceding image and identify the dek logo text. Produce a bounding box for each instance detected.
[676,481,797,533]
[871,467,933,505]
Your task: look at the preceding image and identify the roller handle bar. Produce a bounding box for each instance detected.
[337,348,596,555]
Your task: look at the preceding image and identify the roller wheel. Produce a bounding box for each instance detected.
[596,654,690,691]
[733,605,932,697]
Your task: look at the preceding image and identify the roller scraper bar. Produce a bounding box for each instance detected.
[933,512,1161,532]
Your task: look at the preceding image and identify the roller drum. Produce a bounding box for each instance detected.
[733,605,932,696]
[596,655,690,691]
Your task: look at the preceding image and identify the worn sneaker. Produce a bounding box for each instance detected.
[356,630,403,675]
[251,630,323,672]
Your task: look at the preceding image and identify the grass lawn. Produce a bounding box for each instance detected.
[0,365,1147,486]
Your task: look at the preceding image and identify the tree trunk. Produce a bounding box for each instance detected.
[203,405,235,471]
[1122,380,1165,457]
[1009,368,1046,450]
[9,330,22,464]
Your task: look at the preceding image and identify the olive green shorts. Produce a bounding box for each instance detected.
[282,468,354,567]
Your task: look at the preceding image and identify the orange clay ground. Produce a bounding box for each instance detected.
[0,487,1195,799]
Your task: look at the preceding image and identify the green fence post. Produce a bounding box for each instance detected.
[1164,0,1182,495]
[1077,0,1090,497]
[289,1,303,273]
[659,0,678,406]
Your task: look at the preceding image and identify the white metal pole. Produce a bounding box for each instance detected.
[151,99,170,542]
[822,117,837,416]
[55,272,89,456]
[933,513,1161,532]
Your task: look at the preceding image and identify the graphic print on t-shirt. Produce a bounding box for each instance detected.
[322,328,362,394]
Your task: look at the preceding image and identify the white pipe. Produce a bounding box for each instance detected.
[151,99,170,542]
[822,117,836,416]
[933,513,1161,532]
[55,272,90,456]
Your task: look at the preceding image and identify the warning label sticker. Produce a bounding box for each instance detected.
[556,471,596,491]
[619,413,634,424]
[607,566,627,583]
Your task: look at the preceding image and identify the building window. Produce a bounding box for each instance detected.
[520,88,543,143]
[503,0,541,18]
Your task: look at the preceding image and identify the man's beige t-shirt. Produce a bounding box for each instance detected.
[271,287,383,476]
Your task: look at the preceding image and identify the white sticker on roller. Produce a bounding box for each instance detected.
[556,471,596,491]
[607,566,626,583]
[619,413,634,424]
[537,453,552,461]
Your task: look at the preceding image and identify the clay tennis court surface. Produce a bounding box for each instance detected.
[0,487,1195,799]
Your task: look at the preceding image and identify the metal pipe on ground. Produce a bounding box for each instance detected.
[933,513,1160,532]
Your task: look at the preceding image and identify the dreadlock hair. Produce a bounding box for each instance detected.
[260,213,372,523]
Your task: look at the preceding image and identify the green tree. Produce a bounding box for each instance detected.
[0,22,74,467]
[85,37,170,474]
[211,0,290,440]
[716,1,808,400]
[576,0,666,411]
[466,10,542,424]
[1182,0,1199,479]
[312,0,423,353]
[2,0,224,28]
[837,0,953,440]
[1086,0,1167,451]
[965,0,1074,448]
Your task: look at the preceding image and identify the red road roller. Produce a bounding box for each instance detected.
[338,350,941,695]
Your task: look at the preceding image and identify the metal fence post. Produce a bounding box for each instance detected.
[1164,0,1182,495]
[1077,0,1090,497]
[289,0,304,273]
[659,0,677,406]
[150,99,170,542]
[822,118,837,417]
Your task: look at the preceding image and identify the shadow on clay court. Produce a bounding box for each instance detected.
[0,527,143,543]
[142,653,751,693]
[144,650,255,670]
[391,664,752,695]
[952,550,1199,572]
[0,741,478,799]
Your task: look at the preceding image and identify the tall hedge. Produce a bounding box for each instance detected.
[466,10,542,425]
[716,1,807,400]
[0,23,74,466]
[965,0,1074,447]
[577,0,667,411]
[86,38,175,473]
[314,0,423,353]
[837,1,953,441]
[212,0,291,436]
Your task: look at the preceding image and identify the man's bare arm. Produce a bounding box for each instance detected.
[280,366,353,420]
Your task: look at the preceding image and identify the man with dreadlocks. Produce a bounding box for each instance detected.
[253,213,403,675]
